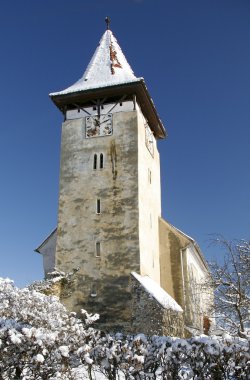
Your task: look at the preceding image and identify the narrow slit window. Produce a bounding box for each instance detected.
[96,199,101,214]
[100,153,104,169]
[96,242,101,257]
[148,169,152,184]
[91,284,97,297]
[93,154,97,170]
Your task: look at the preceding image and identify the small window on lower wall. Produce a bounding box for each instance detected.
[90,284,97,297]
[95,242,101,257]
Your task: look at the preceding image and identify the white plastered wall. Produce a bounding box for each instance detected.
[39,231,57,276]
[184,245,211,330]
[137,109,162,283]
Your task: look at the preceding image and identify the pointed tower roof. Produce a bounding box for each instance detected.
[50,30,139,96]
[50,24,166,138]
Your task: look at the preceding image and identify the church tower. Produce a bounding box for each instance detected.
[49,22,165,329]
[36,20,211,336]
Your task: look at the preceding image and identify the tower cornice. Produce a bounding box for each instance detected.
[50,79,166,139]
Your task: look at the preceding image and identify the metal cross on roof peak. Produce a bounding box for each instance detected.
[105,16,111,30]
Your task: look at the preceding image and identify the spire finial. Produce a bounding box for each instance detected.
[105,16,111,30]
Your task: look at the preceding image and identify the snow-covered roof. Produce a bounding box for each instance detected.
[49,28,166,139]
[50,30,141,97]
[132,272,183,312]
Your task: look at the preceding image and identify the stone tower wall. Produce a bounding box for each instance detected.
[55,110,141,329]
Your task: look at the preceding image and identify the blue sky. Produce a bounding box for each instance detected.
[0,0,249,287]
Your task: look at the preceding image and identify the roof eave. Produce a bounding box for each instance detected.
[34,228,57,254]
[50,79,166,139]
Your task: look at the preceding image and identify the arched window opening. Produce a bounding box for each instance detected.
[100,153,104,169]
[93,154,97,170]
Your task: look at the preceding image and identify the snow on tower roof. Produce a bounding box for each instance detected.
[49,25,166,139]
[132,272,183,312]
[50,30,141,97]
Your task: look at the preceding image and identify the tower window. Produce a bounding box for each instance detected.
[148,169,152,184]
[100,153,104,169]
[90,284,97,297]
[96,242,101,257]
[93,154,97,170]
[96,199,101,214]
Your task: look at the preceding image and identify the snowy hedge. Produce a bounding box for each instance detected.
[0,278,249,379]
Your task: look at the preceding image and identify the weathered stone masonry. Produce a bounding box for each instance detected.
[131,273,184,337]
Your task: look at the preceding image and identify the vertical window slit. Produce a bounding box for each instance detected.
[93,154,97,170]
[100,153,104,169]
[148,169,152,184]
[91,284,97,297]
[96,199,101,214]
[96,242,101,257]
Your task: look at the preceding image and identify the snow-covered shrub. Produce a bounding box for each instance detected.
[0,277,249,379]
[0,277,99,379]
[85,333,249,380]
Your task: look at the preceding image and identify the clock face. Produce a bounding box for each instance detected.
[86,114,113,138]
[145,123,154,157]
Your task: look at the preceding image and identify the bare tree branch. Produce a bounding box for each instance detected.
[203,237,250,336]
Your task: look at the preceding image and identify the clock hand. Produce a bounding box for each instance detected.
[99,118,111,125]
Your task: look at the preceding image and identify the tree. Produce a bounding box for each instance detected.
[207,237,250,337]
